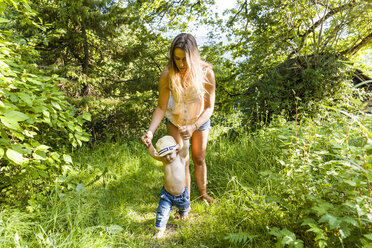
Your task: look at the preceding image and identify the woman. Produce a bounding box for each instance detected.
[141,33,216,203]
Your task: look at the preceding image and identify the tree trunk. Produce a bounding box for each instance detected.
[82,24,90,74]
[340,32,372,56]
[81,24,92,96]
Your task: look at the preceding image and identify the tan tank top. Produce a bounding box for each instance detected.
[165,87,204,126]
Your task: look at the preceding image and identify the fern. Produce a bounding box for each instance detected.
[224,232,258,245]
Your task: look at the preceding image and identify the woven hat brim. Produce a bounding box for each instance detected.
[156,144,179,157]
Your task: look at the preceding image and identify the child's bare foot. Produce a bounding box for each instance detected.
[175,212,188,220]
[153,230,165,239]
[180,215,187,220]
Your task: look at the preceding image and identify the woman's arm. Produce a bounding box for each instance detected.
[141,71,170,147]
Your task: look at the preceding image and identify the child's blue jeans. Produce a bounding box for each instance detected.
[155,186,190,231]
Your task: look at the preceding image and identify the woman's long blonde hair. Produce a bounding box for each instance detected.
[167,33,211,101]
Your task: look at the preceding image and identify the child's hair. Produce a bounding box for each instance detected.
[167,33,212,101]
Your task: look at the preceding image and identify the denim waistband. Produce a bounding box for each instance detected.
[163,186,188,198]
[164,118,211,131]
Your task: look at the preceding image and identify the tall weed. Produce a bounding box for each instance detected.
[223,108,371,247]
[0,208,34,247]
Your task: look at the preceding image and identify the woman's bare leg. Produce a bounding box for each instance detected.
[191,129,214,202]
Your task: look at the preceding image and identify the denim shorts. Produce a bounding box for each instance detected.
[164,118,211,131]
[155,186,190,230]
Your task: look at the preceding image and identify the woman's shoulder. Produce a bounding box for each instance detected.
[159,70,170,88]
[160,69,170,79]
[202,63,215,83]
[202,60,213,70]
[202,61,214,75]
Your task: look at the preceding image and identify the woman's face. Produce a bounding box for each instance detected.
[174,48,188,73]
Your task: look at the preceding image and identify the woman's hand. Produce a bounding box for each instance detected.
[178,124,196,140]
[141,130,153,147]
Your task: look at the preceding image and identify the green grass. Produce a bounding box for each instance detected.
[1,110,371,247]
[0,127,277,247]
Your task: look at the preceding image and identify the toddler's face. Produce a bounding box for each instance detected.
[164,150,177,163]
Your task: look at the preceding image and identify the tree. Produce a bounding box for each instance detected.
[209,0,371,125]
[22,0,134,96]
[20,0,217,97]
[222,0,371,75]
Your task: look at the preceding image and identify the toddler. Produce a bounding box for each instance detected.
[146,135,190,239]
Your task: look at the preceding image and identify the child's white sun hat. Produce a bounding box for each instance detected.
[156,135,179,157]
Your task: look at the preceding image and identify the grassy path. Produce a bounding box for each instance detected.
[64,136,251,247]
[25,127,276,247]
[3,117,370,247]
[0,124,288,247]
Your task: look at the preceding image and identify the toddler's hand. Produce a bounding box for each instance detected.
[141,130,153,147]
[178,125,194,140]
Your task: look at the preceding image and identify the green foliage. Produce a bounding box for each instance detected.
[15,0,174,109]
[221,0,372,77]
[208,100,371,247]
[352,47,372,78]
[0,0,371,247]
[207,0,372,118]
[97,29,170,97]
[25,0,132,96]
[224,232,258,246]
[0,208,35,247]
[261,108,371,247]
[239,55,360,127]
[269,227,304,248]
[71,90,159,141]
[0,104,369,247]
[0,0,90,204]
[22,0,217,100]
[131,0,215,32]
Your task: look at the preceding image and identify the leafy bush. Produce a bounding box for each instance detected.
[72,90,160,141]
[225,107,372,247]
[241,55,359,126]
[0,1,90,204]
[272,110,370,247]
